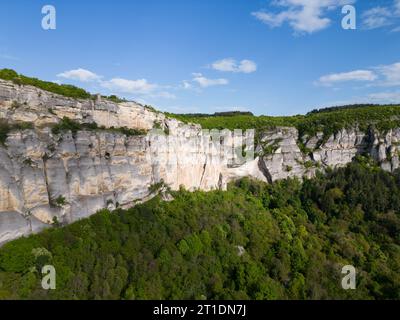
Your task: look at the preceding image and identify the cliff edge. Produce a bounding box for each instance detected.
[0,79,399,244]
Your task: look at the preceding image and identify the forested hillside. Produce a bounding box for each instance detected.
[0,158,399,300]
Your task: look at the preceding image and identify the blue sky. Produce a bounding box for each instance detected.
[1,0,400,116]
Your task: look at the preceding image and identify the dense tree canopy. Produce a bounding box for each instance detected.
[0,160,399,300]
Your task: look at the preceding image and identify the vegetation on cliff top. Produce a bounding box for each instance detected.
[0,69,92,99]
[0,160,399,300]
[171,105,400,140]
[2,68,400,141]
[0,69,125,102]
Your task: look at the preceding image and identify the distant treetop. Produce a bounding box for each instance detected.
[307,104,400,115]
[169,111,254,118]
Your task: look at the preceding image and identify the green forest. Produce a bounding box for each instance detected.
[0,158,399,300]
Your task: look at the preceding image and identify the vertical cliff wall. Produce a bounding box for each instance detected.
[1,80,399,244]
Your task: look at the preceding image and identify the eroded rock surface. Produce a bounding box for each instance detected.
[1,80,399,244]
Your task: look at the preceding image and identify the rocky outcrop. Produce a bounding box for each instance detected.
[257,127,316,182]
[0,79,164,130]
[0,79,257,244]
[0,125,239,244]
[256,126,400,184]
[1,80,400,244]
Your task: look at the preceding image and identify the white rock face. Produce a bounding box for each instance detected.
[0,127,239,244]
[0,79,256,244]
[258,127,315,182]
[0,79,164,130]
[1,80,400,244]
[311,128,367,168]
[257,126,400,183]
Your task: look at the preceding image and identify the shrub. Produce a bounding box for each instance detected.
[0,119,10,144]
[106,95,126,103]
[304,160,314,169]
[52,117,147,137]
[153,121,162,130]
[13,122,33,130]
[149,180,165,194]
[52,117,81,135]
[0,68,18,80]
[0,120,33,145]
[11,100,22,109]
[260,138,282,156]
[51,195,67,207]
[23,158,34,166]
[116,126,147,136]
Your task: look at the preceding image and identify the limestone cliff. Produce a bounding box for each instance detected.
[0,79,399,244]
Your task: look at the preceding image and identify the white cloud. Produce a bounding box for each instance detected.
[57,69,175,100]
[238,60,258,73]
[317,70,377,86]
[57,68,102,82]
[362,7,393,30]
[316,60,400,88]
[252,11,289,28]
[156,91,176,99]
[396,0,400,14]
[376,62,400,86]
[361,1,400,30]
[101,78,157,94]
[211,58,257,73]
[192,73,228,88]
[252,0,355,34]
[368,91,400,103]
[182,80,192,89]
